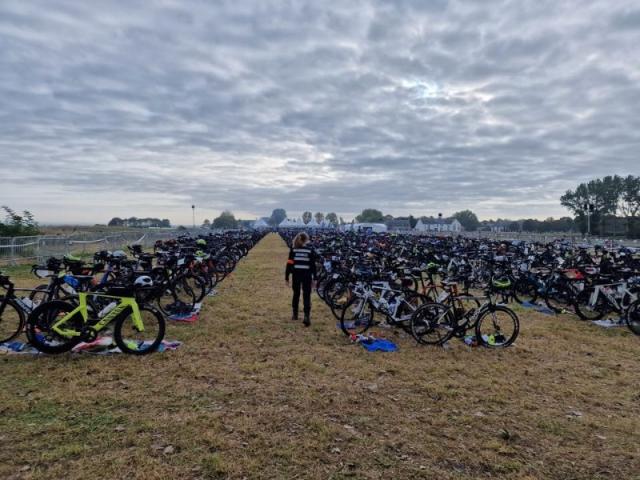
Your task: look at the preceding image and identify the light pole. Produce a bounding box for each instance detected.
[192,205,195,229]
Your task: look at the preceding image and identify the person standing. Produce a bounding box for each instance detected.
[285,232,317,326]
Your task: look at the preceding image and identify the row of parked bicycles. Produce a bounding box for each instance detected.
[280,230,640,347]
[0,231,264,354]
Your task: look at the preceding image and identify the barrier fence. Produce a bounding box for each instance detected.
[403,229,640,247]
[0,229,211,265]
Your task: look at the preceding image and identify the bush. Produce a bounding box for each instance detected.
[0,206,40,237]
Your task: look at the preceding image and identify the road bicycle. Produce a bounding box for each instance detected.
[337,279,426,336]
[26,278,165,355]
[571,278,640,321]
[410,282,520,348]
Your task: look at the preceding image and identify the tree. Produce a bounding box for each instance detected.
[202,219,211,228]
[302,211,312,224]
[619,175,640,236]
[561,176,624,235]
[452,210,480,231]
[326,212,338,225]
[314,212,324,224]
[108,217,124,227]
[356,208,384,223]
[0,206,40,236]
[408,215,417,229]
[269,208,287,227]
[161,219,171,228]
[213,210,238,229]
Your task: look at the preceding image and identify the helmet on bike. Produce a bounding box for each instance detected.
[492,277,511,289]
[112,250,127,259]
[64,254,82,262]
[426,262,439,274]
[196,239,207,246]
[134,276,153,288]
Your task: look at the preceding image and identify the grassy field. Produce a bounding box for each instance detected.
[1,233,639,479]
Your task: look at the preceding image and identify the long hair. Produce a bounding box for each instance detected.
[293,232,309,249]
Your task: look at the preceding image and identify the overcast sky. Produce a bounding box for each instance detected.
[0,0,639,225]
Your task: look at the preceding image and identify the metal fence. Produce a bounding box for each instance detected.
[0,229,210,265]
[408,229,640,247]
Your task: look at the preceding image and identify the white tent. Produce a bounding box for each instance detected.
[279,218,306,229]
[318,220,335,229]
[252,218,269,229]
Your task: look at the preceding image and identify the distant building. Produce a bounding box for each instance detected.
[415,217,463,233]
[340,223,388,233]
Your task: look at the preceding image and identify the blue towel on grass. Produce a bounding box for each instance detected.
[360,338,398,352]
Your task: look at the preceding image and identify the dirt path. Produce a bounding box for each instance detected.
[1,233,639,479]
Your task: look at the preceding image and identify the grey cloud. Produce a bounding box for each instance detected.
[0,0,638,224]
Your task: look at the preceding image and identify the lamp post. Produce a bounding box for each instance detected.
[438,212,443,233]
[192,205,195,229]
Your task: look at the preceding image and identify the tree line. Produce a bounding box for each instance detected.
[561,175,640,237]
[107,217,171,228]
[203,209,342,230]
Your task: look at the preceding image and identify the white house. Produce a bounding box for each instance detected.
[414,217,463,233]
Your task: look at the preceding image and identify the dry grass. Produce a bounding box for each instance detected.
[1,233,639,479]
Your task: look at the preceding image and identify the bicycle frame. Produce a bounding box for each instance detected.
[52,292,144,338]
[589,282,637,313]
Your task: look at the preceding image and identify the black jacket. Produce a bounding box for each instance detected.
[286,245,317,281]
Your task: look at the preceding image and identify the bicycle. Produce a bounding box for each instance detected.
[0,274,28,343]
[410,281,520,348]
[338,279,426,336]
[26,277,165,355]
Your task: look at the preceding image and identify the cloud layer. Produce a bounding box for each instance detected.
[0,0,639,224]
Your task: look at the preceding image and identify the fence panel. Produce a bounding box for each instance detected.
[0,229,180,265]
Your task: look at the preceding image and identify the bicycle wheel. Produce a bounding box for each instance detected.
[410,302,455,346]
[26,300,83,354]
[544,283,573,313]
[625,300,640,335]
[184,273,206,302]
[329,283,352,320]
[176,277,197,304]
[573,288,606,321]
[475,305,519,348]
[0,298,25,343]
[340,297,374,336]
[512,278,538,304]
[114,305,165,355]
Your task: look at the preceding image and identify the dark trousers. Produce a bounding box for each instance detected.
[292,272,312,316]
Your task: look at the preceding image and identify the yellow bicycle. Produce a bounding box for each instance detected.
[26,279,165,355]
